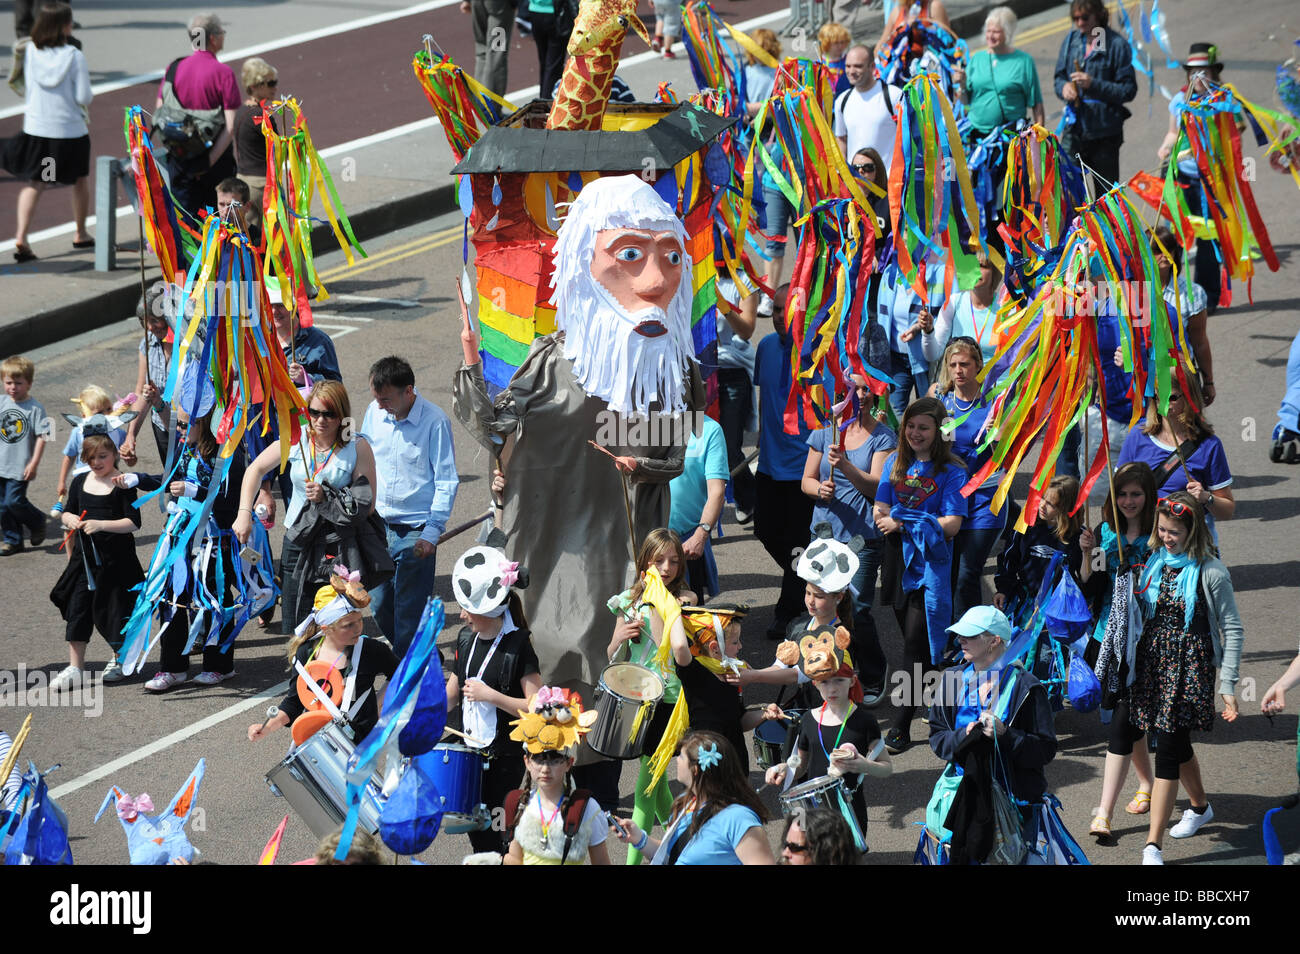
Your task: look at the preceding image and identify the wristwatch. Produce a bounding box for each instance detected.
[696,522,712,534]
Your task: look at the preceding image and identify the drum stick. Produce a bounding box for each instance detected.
[729,447,758,478]
[258,705,280,734]
[442,725,491,748]
[0,713,33,789]
[436,509,493,546]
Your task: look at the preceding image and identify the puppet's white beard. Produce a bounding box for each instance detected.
[561,276,694,416]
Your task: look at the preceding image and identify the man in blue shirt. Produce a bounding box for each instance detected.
[668,413,729,600]
[753,286,815,638]
[361,356,460,657]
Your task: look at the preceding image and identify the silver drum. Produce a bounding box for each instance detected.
[585,663,665,760]
[778,774,867,854]
[265,722,386,839]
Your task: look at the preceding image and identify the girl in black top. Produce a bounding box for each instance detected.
[994,474,1085,613]
[125,410,250,689]
[49,434,144,690]
[248,574,397,745]
[764,634,892,843]
[446,590,541,854]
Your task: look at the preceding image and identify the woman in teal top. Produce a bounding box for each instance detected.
[233,379,376,632]
[953,7,1045,136]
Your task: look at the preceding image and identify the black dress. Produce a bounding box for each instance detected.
[49,472,144,647]
[676,657,749,775]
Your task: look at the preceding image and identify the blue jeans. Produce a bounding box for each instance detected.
[0,476,44,546]
[950,525,1003,621]
[762,185,794,259]
[370,524,438,658]
[717,367,756,513]
[850,540,887,687]
[888,349,930,421]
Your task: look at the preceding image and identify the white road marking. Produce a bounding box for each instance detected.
[0,9,786,253]
[331,294,421,308]
[48,680,290,800]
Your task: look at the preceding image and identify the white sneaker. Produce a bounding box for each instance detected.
[101,660,124,683]
[144,671,188,693]
[757,293,774,318]
[49,666,84,693]
[1142,844,1165,865]
[1169,804,1213,839]
[193,670,233,686]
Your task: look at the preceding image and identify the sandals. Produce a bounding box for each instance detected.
[13,244,36,263]
[1126,789,1152,815]
[1089,812,1112,839]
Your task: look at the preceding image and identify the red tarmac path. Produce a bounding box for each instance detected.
[0,0,788,238]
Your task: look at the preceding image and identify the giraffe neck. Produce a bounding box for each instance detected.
[546,46,620,131]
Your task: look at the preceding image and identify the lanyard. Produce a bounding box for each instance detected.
[467,630,506,684]
[535,792,563,846]
[308,439,337,480]
[816,702,855,763]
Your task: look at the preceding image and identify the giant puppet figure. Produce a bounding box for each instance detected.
[454,174,703,694]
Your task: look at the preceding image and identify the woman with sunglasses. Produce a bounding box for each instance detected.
[779,808,860,865]
[1129,492,1243,865]
[1116,374,1234,547]
[233,379,377,630]
[928,337,1006,619]
[612,730,776,865]
[801,374,897,702]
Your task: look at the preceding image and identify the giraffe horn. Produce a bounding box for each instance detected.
[624,13,652,47]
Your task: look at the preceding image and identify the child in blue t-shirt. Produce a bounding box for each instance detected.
[873,396,968,751]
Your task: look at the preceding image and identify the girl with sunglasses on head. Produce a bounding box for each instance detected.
[928,337,1006,620]
[1116,373,1234,547]
[873,397,968,753]
[1079,461,1159,838]
[1129,491,1243,864]
[612,730,776,865]
[233,379,378,630]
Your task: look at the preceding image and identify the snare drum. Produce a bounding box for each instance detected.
[778,774,867,854]
[753,711,801,770]
[585,663,665,760]
[424,743,488,830]
[265,722,386,839]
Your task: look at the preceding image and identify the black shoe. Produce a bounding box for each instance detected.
[884,727,910,754]
[860,679,888,707]
[766,617,792,640]
[29,522,46,547]
[1271,429,1300,464]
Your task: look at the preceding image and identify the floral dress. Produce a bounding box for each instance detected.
[1130,566,1216,733]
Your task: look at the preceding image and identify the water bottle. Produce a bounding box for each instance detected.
[255,503,272,529]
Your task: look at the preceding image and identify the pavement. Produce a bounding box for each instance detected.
[0,0,1064,354]
[1,0,1299,875]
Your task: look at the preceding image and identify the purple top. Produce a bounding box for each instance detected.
[162,51,240,111]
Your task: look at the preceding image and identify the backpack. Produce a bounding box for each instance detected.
[152,57,227,161]
[503,787,593,864]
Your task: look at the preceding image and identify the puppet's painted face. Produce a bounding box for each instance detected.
[589,228,685,331]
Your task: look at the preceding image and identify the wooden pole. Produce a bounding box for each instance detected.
[0,714,32,789]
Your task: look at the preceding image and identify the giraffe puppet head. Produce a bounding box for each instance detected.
[567,0,651,58]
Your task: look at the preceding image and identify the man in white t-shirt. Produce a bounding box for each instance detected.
[833,44,903,170]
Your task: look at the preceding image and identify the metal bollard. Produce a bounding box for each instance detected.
[94,155,117,271]
[782,0,806,37]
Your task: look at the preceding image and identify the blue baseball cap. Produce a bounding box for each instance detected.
[947,606,1012,644]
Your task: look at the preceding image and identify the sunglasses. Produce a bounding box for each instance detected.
[950,335,979,348]
[782,841,809,853]
[1157,497,1196,517]
[307,407,339,420]
[264,79,278,88]
[527,750,568,765]
[853,163,876,174]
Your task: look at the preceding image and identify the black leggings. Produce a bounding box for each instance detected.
[1107,699,1194,780]
[893,588,934,728]
[468,750,525,854]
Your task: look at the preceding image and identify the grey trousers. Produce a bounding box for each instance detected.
[472,0,515,98]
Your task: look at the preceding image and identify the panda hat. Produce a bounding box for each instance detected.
[796,522,865,595]
[452,528,529,617]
